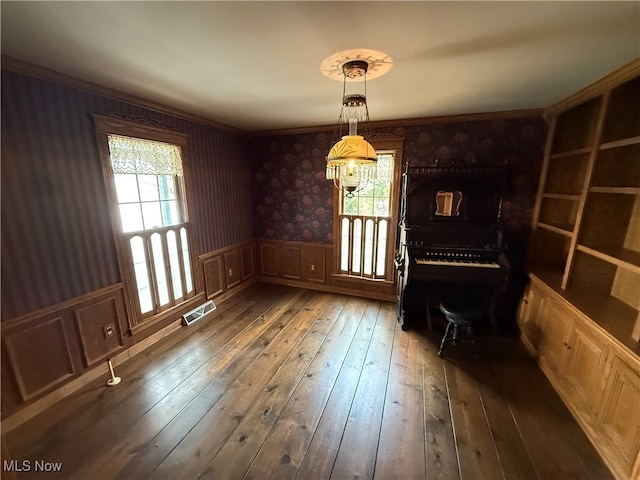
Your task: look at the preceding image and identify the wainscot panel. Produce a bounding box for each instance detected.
[259,244,278,276]
[199,240,256,300]
[1,284,127,413]
[4,316,76,402]
[301,247,326,283]
[241,243,256,280]
[203,256,225,299]
[75,294,126,367]
[223,250,242,289]
[256,239,396,301]
[278,246,301,279]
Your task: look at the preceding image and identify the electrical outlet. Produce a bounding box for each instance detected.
[103,324,115,339]
[228,268,233,277]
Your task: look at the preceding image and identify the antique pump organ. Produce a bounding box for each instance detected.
[395,165,510,331]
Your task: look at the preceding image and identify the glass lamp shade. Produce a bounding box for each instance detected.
[326,134,377,184]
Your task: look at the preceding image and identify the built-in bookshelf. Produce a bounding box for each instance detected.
[530,63,640,347]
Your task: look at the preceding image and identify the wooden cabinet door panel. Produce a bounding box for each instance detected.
[518,282,548,355]
[537,300,573,378]
[597,354,640,479]
[562,323,608,417]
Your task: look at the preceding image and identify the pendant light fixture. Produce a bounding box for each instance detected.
[326,60,377,197]
[322,49,392,197]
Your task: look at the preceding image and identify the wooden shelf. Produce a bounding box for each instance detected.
[538,222,574,236]
[542,193,581,200]
[600,136,640,150]
[576,244,640,272]
[590,186,640,194]
[550,147,592,159]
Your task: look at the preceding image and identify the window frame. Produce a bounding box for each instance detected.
[332,137,404,284]
[93,114,202,332]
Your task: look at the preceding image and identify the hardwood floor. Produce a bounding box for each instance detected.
[3,283,614,480]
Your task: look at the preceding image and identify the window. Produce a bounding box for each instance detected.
[337,152,397,280]
[95,115,198,330]
[107,134,194,317]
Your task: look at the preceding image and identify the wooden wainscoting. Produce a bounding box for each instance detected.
[256,239,396,301]
[1,239,257,429]
[200,240,256,301]
[1,284,127,414]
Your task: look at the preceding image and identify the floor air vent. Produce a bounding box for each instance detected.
[182,300,216,326]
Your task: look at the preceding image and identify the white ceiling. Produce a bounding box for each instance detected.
[2,1,639,132]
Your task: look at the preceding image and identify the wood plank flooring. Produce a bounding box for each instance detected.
[3,283,614,480]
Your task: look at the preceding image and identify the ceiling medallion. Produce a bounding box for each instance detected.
[320,48,393,82]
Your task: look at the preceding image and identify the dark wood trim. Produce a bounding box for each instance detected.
[1,283,124,330]
[1,55,244,135]
[93,113,189,146]
[198,239,256,262]
[252,109,545,137]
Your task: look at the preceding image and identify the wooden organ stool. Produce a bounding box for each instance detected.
[437,291,485,357]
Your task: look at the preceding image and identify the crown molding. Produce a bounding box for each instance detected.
[546,57,640,118]
[1,55,246,135]
[252,108,545,137]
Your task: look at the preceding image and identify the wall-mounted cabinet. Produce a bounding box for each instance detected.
[525,60,640,480]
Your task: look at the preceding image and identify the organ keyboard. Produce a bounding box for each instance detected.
[414,252,501,268]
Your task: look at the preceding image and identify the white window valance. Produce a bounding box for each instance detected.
[108,134,183,176]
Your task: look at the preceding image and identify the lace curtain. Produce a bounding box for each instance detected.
[108,134,183,176]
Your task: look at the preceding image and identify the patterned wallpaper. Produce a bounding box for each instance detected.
[250,117,547,246]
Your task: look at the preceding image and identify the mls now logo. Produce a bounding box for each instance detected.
[3,460,63,472]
